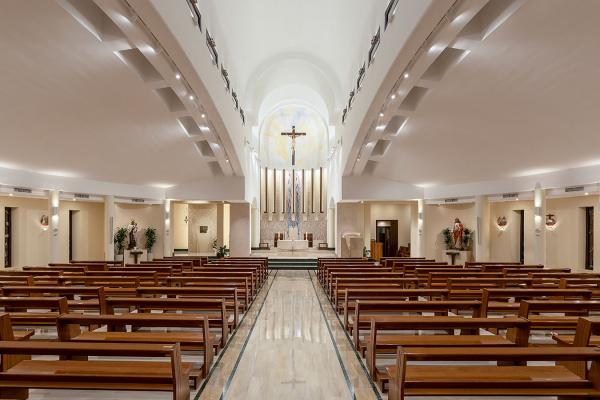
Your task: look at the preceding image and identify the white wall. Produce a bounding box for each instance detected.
[229,203,250,256]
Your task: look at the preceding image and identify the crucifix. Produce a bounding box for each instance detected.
[281,125,306,166]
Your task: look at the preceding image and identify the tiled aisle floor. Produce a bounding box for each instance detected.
[220,270,363,399]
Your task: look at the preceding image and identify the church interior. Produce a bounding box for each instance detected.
[2,0,600,399]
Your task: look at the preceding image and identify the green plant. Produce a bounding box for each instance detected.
[144,227,157,252]
[114,227,128,255]
[441,228,452,249]
[216,245,230,258]
[462,228,472,251]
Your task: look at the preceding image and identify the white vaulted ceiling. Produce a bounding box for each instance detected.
[200,0,388,118]
[366,0,600,187]
[0,0,214,187]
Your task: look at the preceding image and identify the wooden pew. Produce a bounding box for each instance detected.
[327,272,403,297]
[332,278,415,308]
[166,276,251,309]
[518,300,600,330]
[351,299,483,350]
[0,296,68,333]
[57,313,213,384]
[182,271,258,295]
[322,266,389,289]
[103,296,230,347]
[0,339,191,400]
[479,288,593,317]
[387,346,600,400]
[367,316,530,388]
[136,286,240,327]
[0,286,107,313]
[342,289,449,330]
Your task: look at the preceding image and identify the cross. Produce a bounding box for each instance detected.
[281,125,306,166]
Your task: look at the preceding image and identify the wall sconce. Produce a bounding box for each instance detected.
[184,216,189,224]
[496,216,508,231]
[545,213,558,230]
[40,215,49,231]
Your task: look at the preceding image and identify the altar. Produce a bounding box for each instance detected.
[277,239,309,251]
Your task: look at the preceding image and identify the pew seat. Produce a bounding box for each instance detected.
[0,341,191,400]
[386,346,600,400]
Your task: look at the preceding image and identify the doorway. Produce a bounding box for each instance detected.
[585,207,594,270]
[69,210,79,262]
[517,210,525,264]
[4,208,12,268]
[376,220,398,257]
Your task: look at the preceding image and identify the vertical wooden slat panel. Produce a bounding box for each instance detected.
[319,167,324,213]
[272,168,276,214]
[302,170,306,214]
[282,169,286,214]
[310,168,315,214]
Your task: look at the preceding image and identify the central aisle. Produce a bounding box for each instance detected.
[223,270,353,399]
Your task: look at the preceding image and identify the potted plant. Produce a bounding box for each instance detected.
[114,227,128,262]
[144,227,157,261]
[462,228,472,251]
[212,240,229,258]
[441,228,452,250]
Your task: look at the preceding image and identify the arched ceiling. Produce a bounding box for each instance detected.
[199,0,388,121]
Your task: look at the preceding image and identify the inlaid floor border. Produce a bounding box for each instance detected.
[195,270,279,400]
[307,270,383,400]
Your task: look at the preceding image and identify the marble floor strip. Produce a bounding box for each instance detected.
[219,270,364,400]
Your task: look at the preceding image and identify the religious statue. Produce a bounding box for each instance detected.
[452,218,464,250]
[127,219,139,250]
[281,125,306,166]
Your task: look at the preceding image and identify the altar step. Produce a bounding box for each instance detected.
[268,258,317,270]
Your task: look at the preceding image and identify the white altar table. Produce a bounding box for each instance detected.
[278,239,309,251]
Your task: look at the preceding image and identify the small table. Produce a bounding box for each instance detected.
[446,250,460,265]
[130,250,144,264]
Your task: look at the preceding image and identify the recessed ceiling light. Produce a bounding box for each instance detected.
[226,159,230,163]
[201,114,206,118]
[586,192,590,196]
[375,125,386,131]
[403,72,409,79]
[188,95,194,100]
[379,112,384,117]
[357,158,361,162]
[175,73,181,80]
[200,126,210,132]
[391,94,396,100]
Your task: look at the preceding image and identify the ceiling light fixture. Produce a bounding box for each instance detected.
[379,112,384,117]
[201,114,206,118]
[404,72,410,79]
[175,73,181,80]
[586,192,590,196]
[226,159,230,163]
[375,125,386,131]
[188,95,194,100]
[391,94,396,100]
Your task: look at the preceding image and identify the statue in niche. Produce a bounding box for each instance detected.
[127,219,139,250]
[452,218,464,250]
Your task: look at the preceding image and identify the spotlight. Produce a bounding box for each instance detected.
[175,73,181,80]
[201,114,206,118]
[391,94,396,100]
[379,113,384,117]
[188,95,194,100]
[404,72,409,79]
